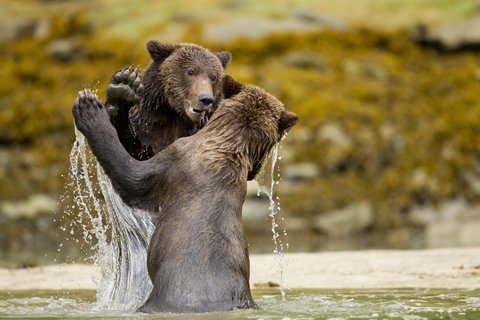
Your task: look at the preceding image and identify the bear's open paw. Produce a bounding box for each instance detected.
[72,89,109,136]
[105,66,144,118]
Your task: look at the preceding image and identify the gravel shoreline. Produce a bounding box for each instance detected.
[1,248,479,290]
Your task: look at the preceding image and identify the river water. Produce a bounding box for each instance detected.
[1,288,479,319]
[58,120,480,320]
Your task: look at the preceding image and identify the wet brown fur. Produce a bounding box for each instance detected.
[72,76,298,313]
[127,41,231,159]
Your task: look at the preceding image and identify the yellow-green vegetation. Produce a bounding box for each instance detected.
[206,30,480,233]
[3,0,478,34]
[3,20,480,223]
[1,0,480,259]
[0,15,144,200]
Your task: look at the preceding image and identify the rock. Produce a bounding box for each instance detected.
[170,12,197,23]
[343,59,390,81]
[0,149,11,180]
[291,9,345,29]
[0,194,57,219]
[282,162,320,181]
[463,170,480,196]
[410,168,438,193]
[409,198,480,247]
[314,201,373,237]
[242,198,270,222]
[203,13,343,43]
[475,68,480,81]
[385,228,425,249]
[287,127,314,144]
[0,20,36,43]
[283,51,329,70]
[283,216,308,232]
[317,123,351,148]
[317,123,353,168]
[410,17,480,51]
[379,123,404,150]
[45,39,87,62]
[34,19,51,39]
[0,18,53,43]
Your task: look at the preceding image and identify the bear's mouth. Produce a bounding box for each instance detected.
[186,105,206,122]
[184,99,207,123]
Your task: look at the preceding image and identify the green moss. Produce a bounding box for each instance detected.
[208,29,480,229]
[2,15,480,232]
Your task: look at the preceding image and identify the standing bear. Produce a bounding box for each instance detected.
[106,40,264,179]
[106,41,231,160]
[93,41,263,310]
[72,76,298,313]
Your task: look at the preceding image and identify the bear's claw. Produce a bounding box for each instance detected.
[106,65,144,118]
[73,90,109,136]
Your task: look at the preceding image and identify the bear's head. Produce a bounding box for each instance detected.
[142,40,231,124]
[209,76,298,179]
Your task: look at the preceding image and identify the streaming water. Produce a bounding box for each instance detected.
[67,126,154,311]
[255,136,289,302]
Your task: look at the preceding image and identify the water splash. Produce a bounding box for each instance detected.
[95,166,154,310]
[66,120,153,311]
[255,135,289,301]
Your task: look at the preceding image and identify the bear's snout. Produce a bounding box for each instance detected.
[198,93,215,111]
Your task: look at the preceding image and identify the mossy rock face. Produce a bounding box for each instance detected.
[208,29,480,231]
[2,11,480,258]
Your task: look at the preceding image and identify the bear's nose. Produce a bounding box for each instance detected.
[199,94,215,110]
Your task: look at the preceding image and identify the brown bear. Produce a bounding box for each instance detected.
[97,42,236,310]
[106,41,231,160]
[72,76,298,313]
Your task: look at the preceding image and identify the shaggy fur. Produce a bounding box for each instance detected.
[72,76,298,313]
[110,41,231,160]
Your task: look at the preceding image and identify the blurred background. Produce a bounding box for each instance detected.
[1,0,480,267]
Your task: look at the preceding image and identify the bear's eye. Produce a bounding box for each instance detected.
[210,75,217,83]
[187,69,195,76]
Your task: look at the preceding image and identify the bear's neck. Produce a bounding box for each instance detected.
[129,103,192,154]
[196,126,272,185]
[130,66,196,153]
[126,64,195,153]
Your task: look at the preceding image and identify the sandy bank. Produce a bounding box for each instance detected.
[1,248,479,290]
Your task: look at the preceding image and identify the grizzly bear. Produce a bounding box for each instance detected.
[106,41,231,160]
[72,75,298,313]
[97,41,257,310]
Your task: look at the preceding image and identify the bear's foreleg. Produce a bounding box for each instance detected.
[72,91,159,211]
[105,66,145,156]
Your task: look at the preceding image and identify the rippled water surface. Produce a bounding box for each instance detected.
[1,288,479,319]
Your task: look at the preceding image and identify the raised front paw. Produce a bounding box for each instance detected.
[72,89,109,137]
[105,66,144,118]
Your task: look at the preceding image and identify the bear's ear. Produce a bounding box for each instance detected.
[215,51,232,69]
[147,40,177,62]
[278,110,299,134]
[223,75,244,98]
